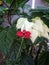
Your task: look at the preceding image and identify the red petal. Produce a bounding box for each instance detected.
[23,30,31,39]
[16,31,23,37]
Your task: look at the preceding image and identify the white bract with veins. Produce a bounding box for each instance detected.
[31,17,49,39]
[16,17,49,43]
[16,18,33,31]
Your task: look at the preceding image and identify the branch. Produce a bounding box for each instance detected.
[3,1,9,8]
[9,0,16,9]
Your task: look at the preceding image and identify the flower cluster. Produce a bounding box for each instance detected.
[16,17,49,43]
[16,30,31,39]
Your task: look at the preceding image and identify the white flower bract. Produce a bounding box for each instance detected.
[16,17,33,31]
[16,17,49,43]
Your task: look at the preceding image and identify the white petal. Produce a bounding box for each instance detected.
[43,24,49,32]
[32,17,44,33]
[30,29,39,43]
[16,17,28,29]
[24,21,33,31]
[32,17,49,39]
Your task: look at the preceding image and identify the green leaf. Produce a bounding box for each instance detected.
[4,0,12,4]
[0,26,4,31]
[37,51,49,65]
[20,54,34,65]
[0,17,4,24]
[5,60,12,65]
[34,37,46,45]
[9,0,29,14]
[0,6,8,14]
[44,0,49,3]
[0,25,16,55]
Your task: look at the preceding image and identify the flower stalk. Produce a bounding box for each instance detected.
[16,38,24,60]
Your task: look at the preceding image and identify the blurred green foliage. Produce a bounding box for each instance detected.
[0,0,49,65]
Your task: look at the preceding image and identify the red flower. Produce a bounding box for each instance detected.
[16,31,23,37]
[16,30,31,39]
[23,30,31,38]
